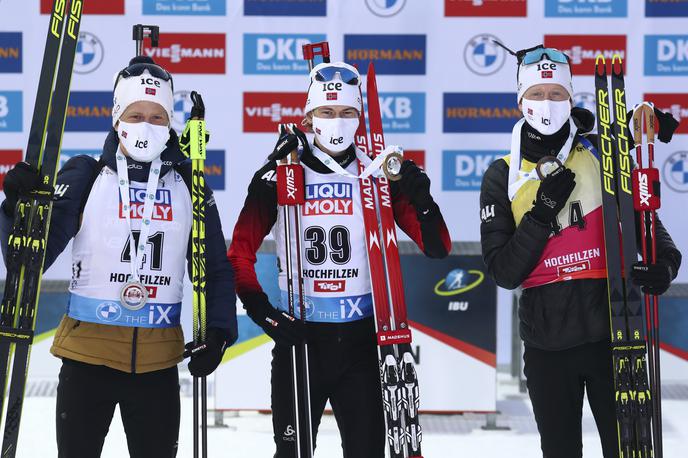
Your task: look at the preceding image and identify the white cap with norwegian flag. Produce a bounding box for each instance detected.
[517,58,574,103]
[304,61,362,114]
[112,68,174,127]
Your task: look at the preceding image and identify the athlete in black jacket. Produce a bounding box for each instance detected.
[480,46,681,458]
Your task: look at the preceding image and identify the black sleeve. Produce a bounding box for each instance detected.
[178,163,238,346]
[479,159,552,290]
[635,212,682,279]
[0,155,98,271]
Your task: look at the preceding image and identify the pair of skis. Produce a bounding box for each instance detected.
[301,43,423,458]
[594,55,662,458]
[0,0,83,456]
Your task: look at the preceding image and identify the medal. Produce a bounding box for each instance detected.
[536,156,564,180]
[120,281,149,310]
[382,151,403,182]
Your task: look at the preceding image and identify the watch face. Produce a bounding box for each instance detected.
[536,156,563,180]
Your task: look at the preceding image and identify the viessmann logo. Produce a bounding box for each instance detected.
[243,92,305,132]
[544,34,626,76]
[445,0,526,17]
[304,183,353,216]
[144,33,225,74]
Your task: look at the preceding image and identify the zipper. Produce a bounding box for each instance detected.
[131,327,138,374]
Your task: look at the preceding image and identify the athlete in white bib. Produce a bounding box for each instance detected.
[1,56,237,457]
[228,62,451,457]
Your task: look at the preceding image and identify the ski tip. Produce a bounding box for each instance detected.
[367,61,376,77]
[611,54,624,74]
[594,55,607,76]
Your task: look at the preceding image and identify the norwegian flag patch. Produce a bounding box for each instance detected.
[326,92,337,101]
[145,88,157,95]
[121,131,128,138]
[528,108,533,115]
[541,70,553,78]
[315,127,321,134]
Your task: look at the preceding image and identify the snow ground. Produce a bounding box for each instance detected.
[15,373,688,457]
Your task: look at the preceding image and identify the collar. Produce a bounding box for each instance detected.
[300,143,356,174]
[520,107,595,163]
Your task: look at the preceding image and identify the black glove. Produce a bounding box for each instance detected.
[2,162,44,216]
[184,327,229,377]
[529,166,576,225]
[631,260,674,296]
[626,106,679,144]
[243,292,306,346]
[269,124,309,161]
[398,160,433,212]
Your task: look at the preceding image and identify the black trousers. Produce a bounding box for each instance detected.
[524,340,619,458]
[271,322,386,458]
[56,359,180,458]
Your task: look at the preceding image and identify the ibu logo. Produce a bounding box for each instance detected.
[244,34,326,75]
[442,150,501,191]
[545,0,627,17]
[0,91,21,132]
[645,35,688,76]
[363,92,425,133]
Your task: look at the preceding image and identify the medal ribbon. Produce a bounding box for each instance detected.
[311,145,400,180]
[115,147,163,283]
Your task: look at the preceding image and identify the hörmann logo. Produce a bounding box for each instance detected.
[65,91,113,132]
[445,0,527,16]
[244,33,326,75]
[645,35,688,76]
[544,35,626,75]
[0,33,22,73]
[443,93,519,133]
[304,183,353,216]
[646,0,688,17]
[344,34,426,75]
[644,93,688,134]
[144,33,225,74]
[243,92,306,132]
[244,0,326,16]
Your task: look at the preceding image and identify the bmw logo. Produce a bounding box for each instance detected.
[96,302,122,322]
[663,151,688,193]
[74,32,104,74]
[573,92,596,114]
[365,0,406,17]
[464,34,506,76]
[172,91,193,133]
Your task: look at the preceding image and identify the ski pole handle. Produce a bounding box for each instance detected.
[302,42,330,72]
[132,24,160,57]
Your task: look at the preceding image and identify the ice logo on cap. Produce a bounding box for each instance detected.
[172,90,193,132]
[464,34,506,76]
[74,32,104,74]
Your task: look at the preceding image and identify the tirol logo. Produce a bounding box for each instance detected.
[205,150,225,191]
[0,150,23,191]
[646,0,688,17]
[244,0,326,16]
[363,92,425,133]
[442,150,501,191]
[41,0,125,14]
[143,0,227,15]
[119,189,173,221]
[645,36,688,76]
[244,34,326,75]
[243,92,305,133]
[65,91,113,132]
[59,150,101,170]
[0,32,22,73]
[464,34,506,76]
[445,0,527,16]
[443,93,519,133]
[663,151,688,193]
[434,268,485,296]
[573,92,597,114]
[304,183,353,216]
[366,0,406,17]
[172,91,193,132]
[644,93,688,134]
[0,91,22,132]
[74,32,104,74]
[314,280,346,293]
[144,33,225,74]
[545,0,627,17]
[544,35,626,76]
[344,34,426,75]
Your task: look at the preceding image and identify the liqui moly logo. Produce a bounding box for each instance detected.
[144,33,225,74]
[303,183,353,216]
[544,35,626,75]
[314,280,346,292]
[119,189,173,221]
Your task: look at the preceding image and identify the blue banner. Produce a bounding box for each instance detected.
[646,0,688,17]
[244,0,326,16]
[0,32,22,73]
[443,93,519,133]
[645,35,688,76]
[65,91,113,132]
[344,34,426,75]
[364,92,426,133]
[442,150,502,191]
[0,91,22,132]
[143,0,227,15]
[545,0,627,17]
[243,33,326,75]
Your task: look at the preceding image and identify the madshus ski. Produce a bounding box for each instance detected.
[302,42,423,458]
[0,1,83,456]
[594,55,658,458]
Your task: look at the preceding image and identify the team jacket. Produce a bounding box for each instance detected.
[0,129,238,373]
[228,144,451,332]
[480,109,681,351]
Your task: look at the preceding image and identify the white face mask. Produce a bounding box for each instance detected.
[521,99,571,136]
[312,116,359,154]
[117,121,170,162]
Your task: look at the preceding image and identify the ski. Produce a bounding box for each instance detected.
[0,1,83,456]
[595,55,655,458]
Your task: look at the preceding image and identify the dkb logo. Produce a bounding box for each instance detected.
[645,36,688,76]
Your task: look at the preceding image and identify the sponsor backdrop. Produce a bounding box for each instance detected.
[1,0,687,411]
